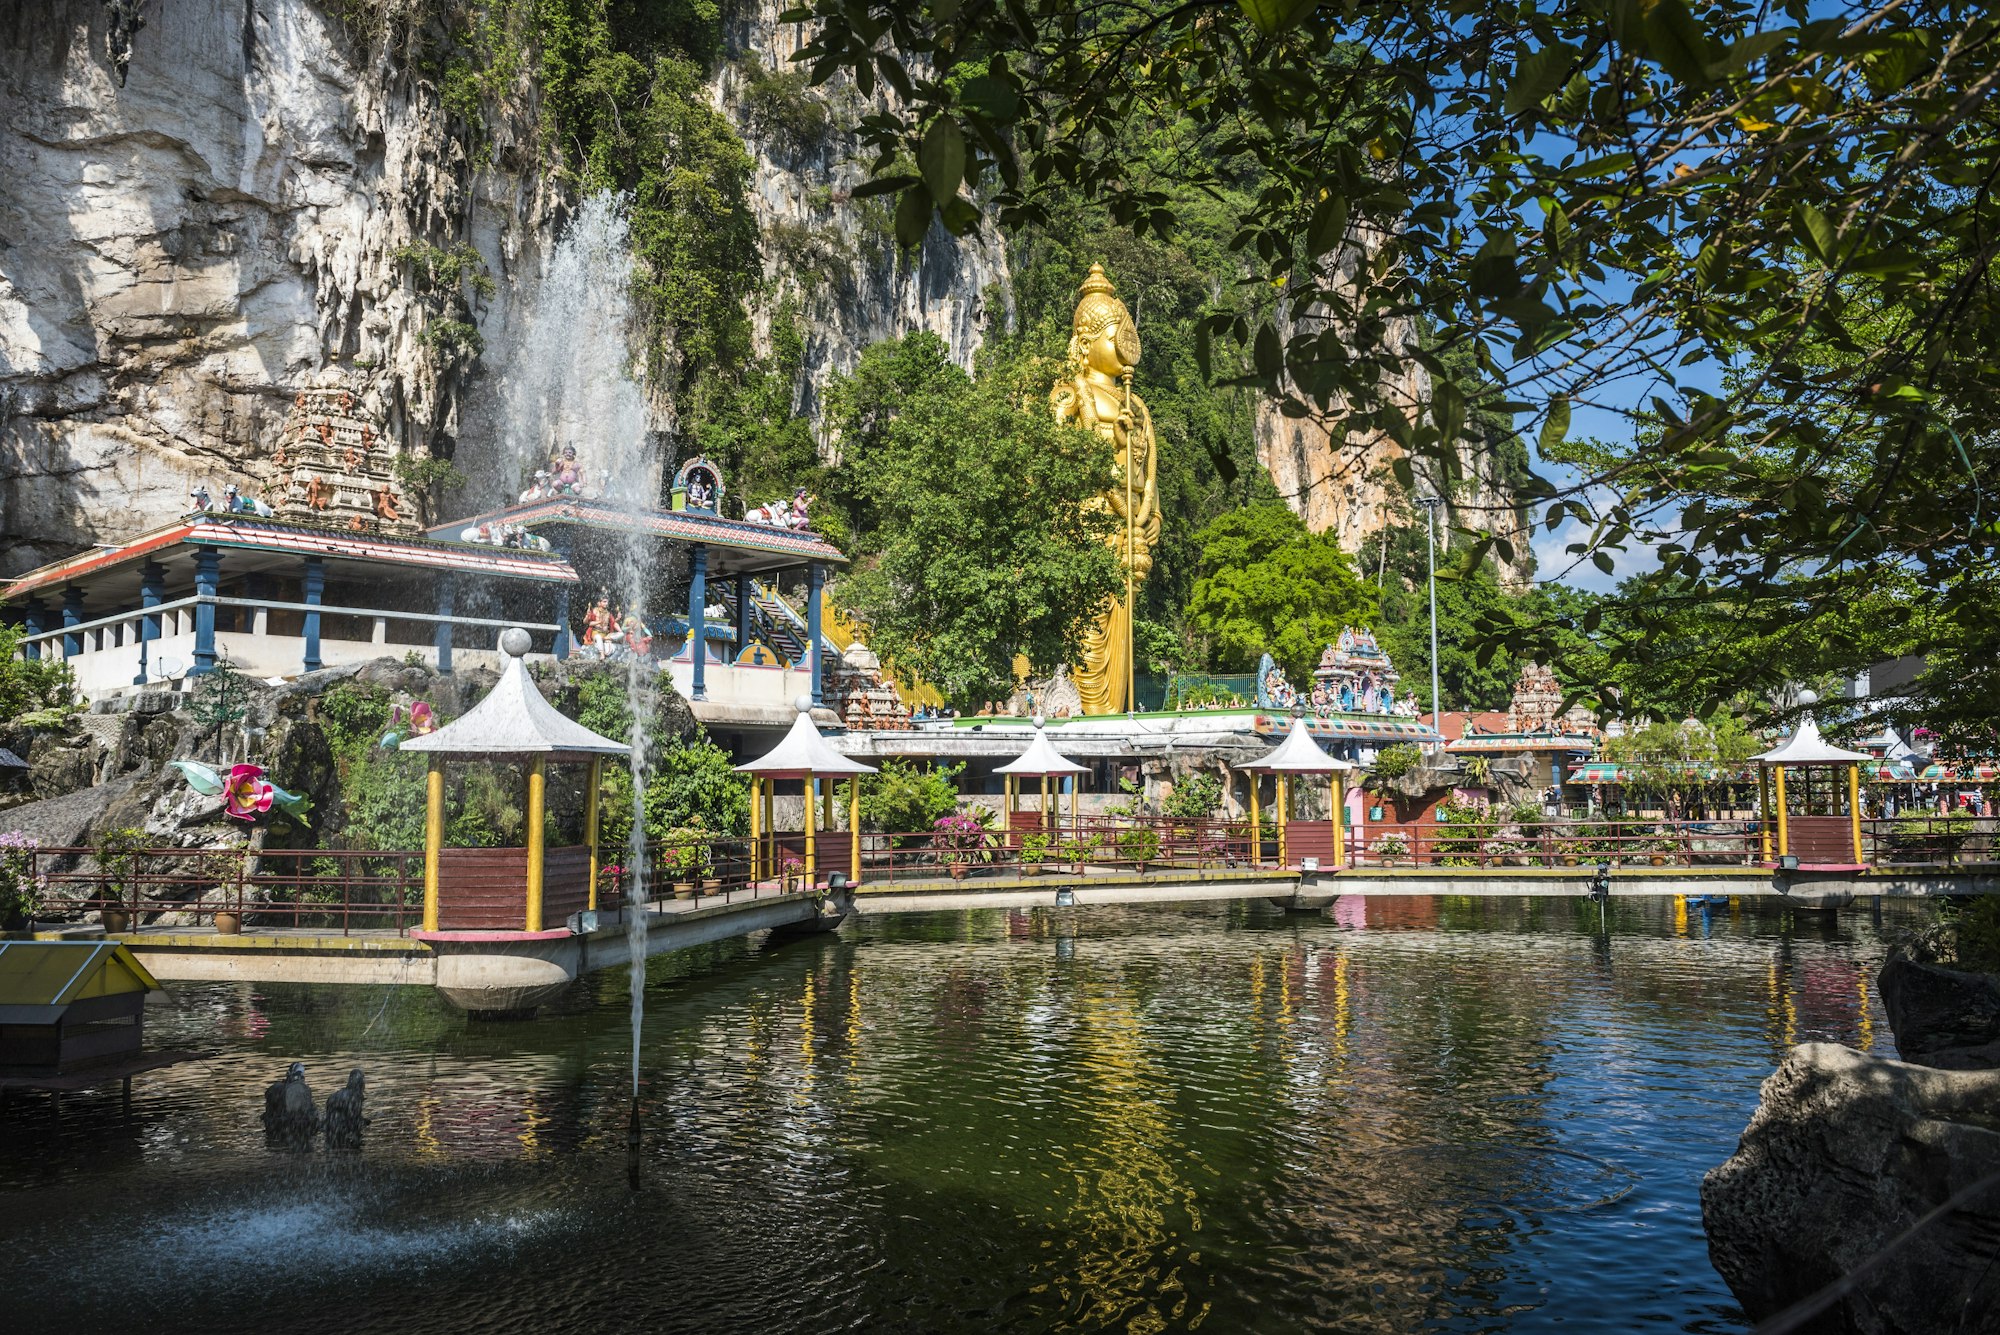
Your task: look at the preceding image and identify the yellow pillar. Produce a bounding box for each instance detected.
[1041,774,1051,834]
[1277,774,1289,867]
[849,776,862,884]
[585,757,601,910]
[524,755,546,931]
[803,770,817,886]
[1849,762,1864,865]
[1248,772,1262,868]
[763,779,775,881]
[1774,765,1790,859]
[1332,771,1346,868]
[1069,776,1078,839]
[423,759,444,932]
[822,777,835,834]
[750,776,763,881]
[1757,764,1772,861]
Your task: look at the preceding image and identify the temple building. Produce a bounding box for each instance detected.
[1439,661,1601,791]
[0,393,850,743]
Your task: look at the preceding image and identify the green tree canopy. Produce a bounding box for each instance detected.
[826,333,1122,710]
[1185,503,1377,682]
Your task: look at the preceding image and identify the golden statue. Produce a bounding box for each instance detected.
[1051,264,1160,714]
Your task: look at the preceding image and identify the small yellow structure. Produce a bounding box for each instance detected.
[736,697,877,887]
[1241,710,1355,869]
[0,941,161,1072]
[1752,689,1873,867]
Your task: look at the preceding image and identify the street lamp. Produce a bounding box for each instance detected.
[1414,494,1445,744]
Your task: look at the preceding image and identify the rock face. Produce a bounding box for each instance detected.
[1879,952,2000,1070]
[0,0,1013,577]
[1701,1043,2000,1332]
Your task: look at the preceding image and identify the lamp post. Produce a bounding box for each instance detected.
[1415,494,1444,745]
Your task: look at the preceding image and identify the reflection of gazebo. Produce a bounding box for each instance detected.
[736,698,877,887]
[1752,690,1871,868]
[1242,712,1354,868]
[994,716,1089,837]
[402,627,630,933]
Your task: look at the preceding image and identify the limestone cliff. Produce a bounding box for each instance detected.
[0,0,1009,576]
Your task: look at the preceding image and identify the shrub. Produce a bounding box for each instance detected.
[862,757,963,837]
[1162,770,1225,820]
[1369,832,1410,863]
[0,832,45,921]
[931,813,988,861]
[1116,826,1162,865]
[1370,743,1421,784]
[1020,831,1054,865]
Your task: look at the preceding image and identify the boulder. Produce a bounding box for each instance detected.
[1879,953,2000,1070]
[1702,1043,2000,1332]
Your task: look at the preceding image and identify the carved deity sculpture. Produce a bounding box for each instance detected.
[1050,264,1161,715]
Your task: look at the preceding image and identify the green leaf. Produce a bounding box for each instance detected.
[1306,193,1350,258]
[1539,396,1571,454]
[1253,322,1282,379]
[1791,202,1836,265]
[1642,0,1715,86]
[1505,43,1576,117]
[894,184,932,249]
[919,117,966,203]
[960,75,1020,123]
[848,174,918,200]
[1236,0,1320,37]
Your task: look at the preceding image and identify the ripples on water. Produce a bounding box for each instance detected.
[0,897,1898,1334]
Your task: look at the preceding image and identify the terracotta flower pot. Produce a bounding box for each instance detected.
[1021,862,1043,877]
[949,861,969,881]
[100,909,131,934]
[213,910,243,935]
[702,878,722,897]
[673,882,696,900]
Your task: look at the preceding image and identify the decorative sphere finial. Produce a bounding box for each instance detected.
[499,627,531,658]
[1798,688,1819,707]
[1032,713,1046,729]
[795,694,813,714]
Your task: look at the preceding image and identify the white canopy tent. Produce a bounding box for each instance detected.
[735,697,877,886]
[1240,714,1353,869]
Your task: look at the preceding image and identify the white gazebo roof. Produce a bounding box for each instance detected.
[1242,715,1354,772]
[994,718,1090,777]
[400,628,631,760]
[1753,715,1872,765]
[736,697,879,778]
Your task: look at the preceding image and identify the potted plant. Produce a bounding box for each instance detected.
[665,838,701,899]
[1116,826,1161,871]
[0,832,44,933]
[1020,831,1053,875]
[1059,834,1097,872]
[202,843,249,934]
[1368,831,1410,866]
[93,826,147,933]
[780,856,805,893]
[932,813,986,880]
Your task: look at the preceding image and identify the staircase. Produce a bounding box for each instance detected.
[715,580,835,666]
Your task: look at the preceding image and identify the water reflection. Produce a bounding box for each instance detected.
[0,897,1903,1334]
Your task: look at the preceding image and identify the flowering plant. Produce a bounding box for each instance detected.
[931,813,988,859]
[0,832,45,923]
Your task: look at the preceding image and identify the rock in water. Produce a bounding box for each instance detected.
[323,1068,368,1151]
[261,1062,319,1149]
[1878,953,2000,1070]
[1702,1043,2000,1331]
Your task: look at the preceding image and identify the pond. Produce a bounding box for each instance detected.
[0,896,1896,1333]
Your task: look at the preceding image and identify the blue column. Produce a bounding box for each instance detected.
[734,574,750,657]
[301,556,324,674]
[807,561,826,707]
[21,599,43,661]
[135,560,164,685]
[552,533,573,661]
[689,544,708,701]
[191,548,219,674]
[61,586,85,659]
[435,574,456,675]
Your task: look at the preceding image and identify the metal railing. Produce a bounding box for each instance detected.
[22,845,425,935]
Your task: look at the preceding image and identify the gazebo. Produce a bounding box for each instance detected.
[994,715,1089,838]
[402,627,630,933]
[1242,711,1354,869]
[1752,690,1872,868]
[736,697,877,888]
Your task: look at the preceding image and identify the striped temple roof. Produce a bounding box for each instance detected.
[431,497,848,566]
[1251,713,1444,744]
[2,513,578,603]
[1446,731,1598,754]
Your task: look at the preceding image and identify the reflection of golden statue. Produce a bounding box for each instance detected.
[1051,264,1160,714]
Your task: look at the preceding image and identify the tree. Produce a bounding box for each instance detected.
[1184,503,1376,682]
[783,1,2000,742]
[828,335,1123,710]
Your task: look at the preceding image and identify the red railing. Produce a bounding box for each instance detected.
[22,845,425,935]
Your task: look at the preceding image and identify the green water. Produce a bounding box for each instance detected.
[0,896,1897,1333]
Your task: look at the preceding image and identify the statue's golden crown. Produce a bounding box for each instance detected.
[1070,263,1140,367]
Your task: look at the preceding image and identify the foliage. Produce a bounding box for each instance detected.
[733,55,832,154]
[1368,831,1410,863]
[0,625,80,728]
[661,820,714,880]
[931,812,989,861]
[1431,799,1496,867]
[1461,755,1493,784]
[91,827,149,903]
[640,740,749,844]
[827,333,1123,709]
[0,832,45,920]
[860,756,963,836]
[1184,503,1377,683]
[787,0,2000,745]
[1115,825,1162,865]
[1370,743,1422,784]
[187,656,251,757]
[1020,830,1054,864]
[1161,769,1225,820]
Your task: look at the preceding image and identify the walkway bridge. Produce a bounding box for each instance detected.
[11,814,1994,1014]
